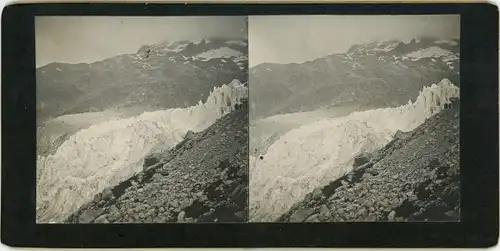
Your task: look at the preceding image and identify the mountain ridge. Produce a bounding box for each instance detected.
[36,37,248,124]
[249,37,459,120]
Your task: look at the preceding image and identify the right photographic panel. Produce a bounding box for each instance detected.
[248,15,460,223]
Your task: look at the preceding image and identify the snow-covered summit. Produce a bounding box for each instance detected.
[135,37,248,69]
[328,37,460,73]
[346,37,459,61]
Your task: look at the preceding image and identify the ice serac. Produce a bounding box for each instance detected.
[36,79,248,223]
[249,79,460,222]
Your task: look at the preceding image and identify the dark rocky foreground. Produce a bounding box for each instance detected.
[278,99,460,222]
[65,101,249,223]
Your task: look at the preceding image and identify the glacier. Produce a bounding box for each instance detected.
[36,79,248,223]
[249,107,358,158]
[249,79,460,222]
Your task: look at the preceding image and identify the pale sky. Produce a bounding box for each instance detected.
[249,15,460,67]
[35,16,247,67]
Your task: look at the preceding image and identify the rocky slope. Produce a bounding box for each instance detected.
[249,37,459,120]
[64,100,249,223]
[277,98,460,222]
[36,37,248,123]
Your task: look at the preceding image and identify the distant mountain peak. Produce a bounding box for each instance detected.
[133,37,248,70]
[36,37,248,123]
[343,37,459,63]
[249,37,460,120]
[137,37,247,54]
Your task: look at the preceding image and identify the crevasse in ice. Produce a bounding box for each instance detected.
[249,79,459,222]
[36,79,248,223]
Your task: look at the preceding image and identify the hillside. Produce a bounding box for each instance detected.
[249,37,459,120]
[36,37,248,124]
[277,98,460,222]
[64,100,249,223]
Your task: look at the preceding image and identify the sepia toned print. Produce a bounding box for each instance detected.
[35,16,249,224]
[248,15,460,222]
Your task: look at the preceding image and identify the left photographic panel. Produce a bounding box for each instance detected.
[35,16,249,224]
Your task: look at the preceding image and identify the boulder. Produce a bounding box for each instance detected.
[366,168,379,176]
[353,152,372,168]
[180,198,193,209]
[234,211,246,221]
[319,205,330,216]
[363,215,377,221]
[388,210,396,221]
[79,208,104,223]
[198,194,208,202]
[93,214,109,224]
[184,217,195,223]
[289,208,315,222]
[304,213,321,222]
[153,215,167,223]
[362,172,373,180]
[177,211,186,222]
[92,193,101,203]
[184,130,195,140]
[143,153,161,169]
[101,188,113,201]
[311,188,323,201]
[304,193,312,202]
[152,173,164,181]
[394,130,410,140]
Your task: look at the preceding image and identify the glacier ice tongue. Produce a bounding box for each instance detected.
[249,78,459,222]
[36,79,247,223]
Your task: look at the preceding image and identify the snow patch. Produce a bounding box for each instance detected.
[405,47,454,61]
[225,40,248,46]
[401,38,418,44]
[381,42,399,52]
[36,80,248,223]
[249,79,460,222]
[232,55,248,63]
[169,43,188,53]
[195,47,243,61]
[192,39,207,45]
[442,53,459,63]
[352,62,363,69]
[435,39,458,46]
